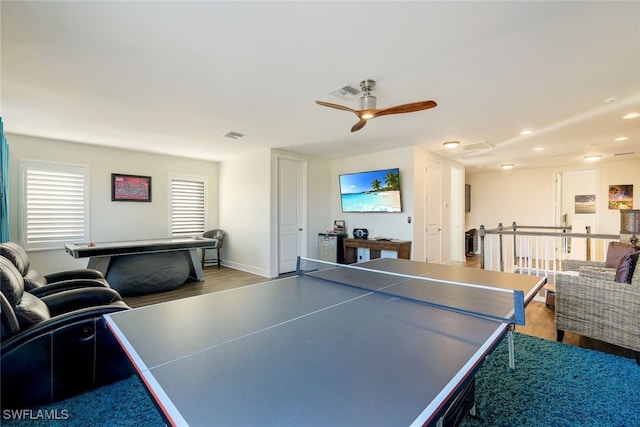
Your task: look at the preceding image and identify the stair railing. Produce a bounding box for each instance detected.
[479,222,619,278]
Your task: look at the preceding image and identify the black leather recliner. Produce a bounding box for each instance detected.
[0,241,109,295]
[0,256,134,409]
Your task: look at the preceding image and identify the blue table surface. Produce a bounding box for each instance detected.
[105,258,544,426]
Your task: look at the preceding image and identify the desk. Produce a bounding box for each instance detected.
[105,257,545,426]
[64,237,218,281]
[342,238,411,264]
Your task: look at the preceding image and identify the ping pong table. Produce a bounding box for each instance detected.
[105,257,545,426]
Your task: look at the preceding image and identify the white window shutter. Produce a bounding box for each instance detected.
[20,160,90,250]
[169,176,206,237]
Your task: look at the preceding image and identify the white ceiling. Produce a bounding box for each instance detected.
[2,1,639,173]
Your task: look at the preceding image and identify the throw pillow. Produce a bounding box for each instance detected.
[614,251,640,284]
[605,242,635,268]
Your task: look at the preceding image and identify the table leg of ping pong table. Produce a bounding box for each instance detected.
[507,327,515,370]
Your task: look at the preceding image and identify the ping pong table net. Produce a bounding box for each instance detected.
[296,257,525,326]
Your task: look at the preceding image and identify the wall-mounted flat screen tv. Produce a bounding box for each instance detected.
[339,168,402,213]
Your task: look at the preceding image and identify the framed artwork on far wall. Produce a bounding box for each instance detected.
[111,173,152,202]
[575,195,596,214]
[608,184,633,210]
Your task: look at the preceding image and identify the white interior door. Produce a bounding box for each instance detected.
[425,159,441,263]
[450,166,465,262]
[278,157,306,274]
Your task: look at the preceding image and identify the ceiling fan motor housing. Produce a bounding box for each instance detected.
[359,94,377,110]
[359,79,377,110]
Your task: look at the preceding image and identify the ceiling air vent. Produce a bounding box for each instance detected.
[434,141,493,156]
[329,84,361,100]
[223,131,245,140]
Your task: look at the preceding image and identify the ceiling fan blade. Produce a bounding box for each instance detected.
[373,100,437,118]
[315,100,359,115]
[351,119,367,132]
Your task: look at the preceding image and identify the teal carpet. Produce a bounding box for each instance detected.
[4,333,640,426]
[461,333,640,426]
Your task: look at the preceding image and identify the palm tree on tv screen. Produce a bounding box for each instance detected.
[384,170,399,191]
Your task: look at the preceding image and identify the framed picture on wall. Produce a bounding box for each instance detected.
[575,195,596,214]
[608,184,633,210]
[111,173,152,202]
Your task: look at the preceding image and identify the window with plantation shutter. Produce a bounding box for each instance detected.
[19,160,90,251]
[168,174,207,237]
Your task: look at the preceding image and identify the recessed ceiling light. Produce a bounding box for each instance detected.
[584,155,601,162]
[604,96,620,103]
[443,141,460,149]
[500,164,514,169]
[520,129,533,135]
[533,147,544,152]
[614,137,629,141]
[623,112,640,119]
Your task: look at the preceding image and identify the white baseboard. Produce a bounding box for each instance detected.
[218,260,271,278]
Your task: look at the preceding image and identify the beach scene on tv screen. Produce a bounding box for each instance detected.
[340,168,402,212]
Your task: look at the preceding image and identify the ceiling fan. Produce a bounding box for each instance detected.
[316,79,437,132]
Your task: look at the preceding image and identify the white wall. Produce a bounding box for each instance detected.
[306,154,333,251]
[329,146,465,264]
[331,147,415,242]
[6,133,219,273]
[218,149,272,276]
[561,169,596,233]
[466,167,555,231]
[411,147,465,263]
[598,158,640,233]
[465,158,640,235]
[219,148,333,278]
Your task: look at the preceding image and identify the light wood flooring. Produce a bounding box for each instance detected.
[123,256,634,360]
